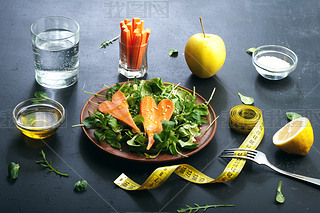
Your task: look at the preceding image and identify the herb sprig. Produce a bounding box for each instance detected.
[100,35,120,48]
[36,150,69,177]
[177,203,235,213]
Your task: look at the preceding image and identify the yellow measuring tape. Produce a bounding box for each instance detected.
[114,105,264,190]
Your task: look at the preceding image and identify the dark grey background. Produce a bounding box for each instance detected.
[1,0,320,212]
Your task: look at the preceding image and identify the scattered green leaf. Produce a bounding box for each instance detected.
[34,91,49,99]
[100,35,120,48]
[74,180,88,192]
[169,49,178,57]
[286,112,302,121]
[177,203,235,213]
[276,181,285,204]
[246,47,256,55]
[36,150,69,177]
[238,93,254,105]
[8,162,20,179]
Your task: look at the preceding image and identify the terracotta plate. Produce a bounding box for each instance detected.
[80,83,217,162]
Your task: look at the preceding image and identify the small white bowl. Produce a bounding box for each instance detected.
[252,45,298,80]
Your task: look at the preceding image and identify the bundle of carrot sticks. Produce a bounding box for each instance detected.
[120,18,151,70]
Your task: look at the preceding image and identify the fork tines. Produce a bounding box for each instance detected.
[219,148,257,159]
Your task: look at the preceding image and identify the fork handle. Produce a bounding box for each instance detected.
[265,162,320,186]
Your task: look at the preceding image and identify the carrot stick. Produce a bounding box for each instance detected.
[136,22,142,33]
[123,28,131,67]
[132,17,140,30]
[136,30,147,69]
[141,20,144,31]
[131,30,141,69]
[124,19,131,24]
[136,28,150,69]
[120,25,127,64]
[145,28,151,43]
[120,20,125,28]
[126,22,133,34]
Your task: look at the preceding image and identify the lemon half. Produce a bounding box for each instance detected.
[272,117,314,156]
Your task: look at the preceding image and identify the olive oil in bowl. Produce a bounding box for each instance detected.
[13,98,65,139]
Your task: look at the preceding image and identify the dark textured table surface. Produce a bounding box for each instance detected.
[1,0,320,212]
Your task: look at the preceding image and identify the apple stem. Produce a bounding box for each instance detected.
[199,17,206,38]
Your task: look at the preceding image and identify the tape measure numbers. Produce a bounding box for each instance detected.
[114,105,264,190]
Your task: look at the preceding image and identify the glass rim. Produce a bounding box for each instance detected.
[31,16,80,41]
[12,98,65,131]
[119,40,148,48]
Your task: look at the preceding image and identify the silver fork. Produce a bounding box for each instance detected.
[220,148,320,186]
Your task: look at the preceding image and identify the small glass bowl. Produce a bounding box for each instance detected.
[252,45,298,80]
[12,98,65,139]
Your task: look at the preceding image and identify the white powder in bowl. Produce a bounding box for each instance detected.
[256,56,291,69]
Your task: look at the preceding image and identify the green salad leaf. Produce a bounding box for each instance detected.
[74,180,88,192]
[246,47,256,55]
[82,78,214,158]
[276,181,285,204]
[286,112,302,121]
[34,91,49,99]
[8,162,20,179]
[238,93,254,105]
[169,49,178,57]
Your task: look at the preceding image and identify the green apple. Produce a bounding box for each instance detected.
[184,33,226,78]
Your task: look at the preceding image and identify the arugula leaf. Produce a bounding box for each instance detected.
[8,162,20,179]
[74,180,88,192]
[139,80,153,97]
[286,112,302,121]
[148,78,165,95]
[238,93,254,105]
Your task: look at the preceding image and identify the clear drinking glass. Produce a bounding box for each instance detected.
[118,41,148,78]
[31,16,80,89]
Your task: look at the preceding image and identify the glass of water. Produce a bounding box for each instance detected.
[31,16,80,89]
